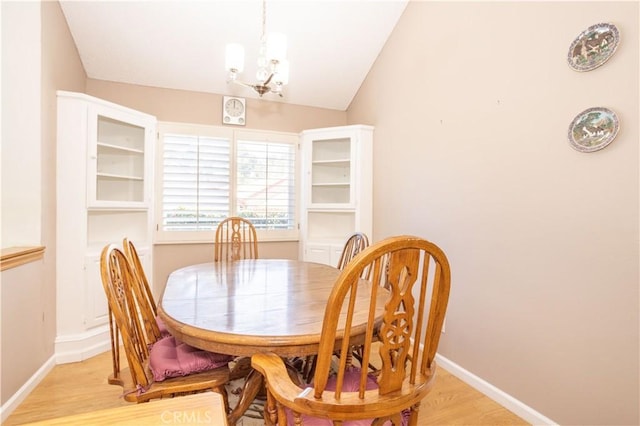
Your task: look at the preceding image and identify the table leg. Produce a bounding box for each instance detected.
[227,369,264,426]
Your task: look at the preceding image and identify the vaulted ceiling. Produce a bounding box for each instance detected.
[60,1,409,111]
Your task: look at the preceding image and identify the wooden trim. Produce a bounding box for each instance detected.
[1,246,45,271]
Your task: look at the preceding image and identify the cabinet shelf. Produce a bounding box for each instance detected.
[97,172,144,181]
[87,205,148,212]
[311,160,351,192]
[306,207,356,212]
[97,142,144,154]
[96,139,145,189]
[312,182,350,187]
[97,115,145,152]
[312,159,350,165]
[89,201,147,210]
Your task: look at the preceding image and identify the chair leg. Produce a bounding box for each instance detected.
[301,355,317,383]
[372,413,402,426]
[350,345,379,374]
[213,385,230,414]
[291,412,303,426]
[407,403,420,426]
[107,309,123,386]
[263,389,278,426]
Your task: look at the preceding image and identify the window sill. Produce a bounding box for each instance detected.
[154,238,299,246]
[1,246,46,271]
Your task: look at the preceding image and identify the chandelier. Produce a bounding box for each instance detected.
[225,0,289,97]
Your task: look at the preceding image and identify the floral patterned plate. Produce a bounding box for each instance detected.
[567,23,620,72]
[568,107,619,153]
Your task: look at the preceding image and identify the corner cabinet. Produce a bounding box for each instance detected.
[299,125,373,266]
[56,91,156,361]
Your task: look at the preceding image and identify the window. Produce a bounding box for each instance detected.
[156,123,299,243]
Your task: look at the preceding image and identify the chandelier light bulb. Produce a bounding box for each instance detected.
[225,43,245,73]
[274,59,289,85]
[256,67,270,83]
[265,32,287,62]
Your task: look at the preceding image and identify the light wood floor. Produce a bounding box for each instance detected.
[5,350,528,425]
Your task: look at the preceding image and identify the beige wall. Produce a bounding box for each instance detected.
[85,79,346,132]
[1,1,41,247]
[1,1,85,408]
[348,2,639,425]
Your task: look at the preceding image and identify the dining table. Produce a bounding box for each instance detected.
[158,258,387,426]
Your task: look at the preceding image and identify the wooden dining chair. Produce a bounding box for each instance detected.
[100,244,232,405]
[337,232,374,375]
[252,235,451,426]
[336,232,370,271]
[213,217,261,382]
[214,217,259,262]
[122,239,158,316]
[107,238,169,386]
[301,232,371,382]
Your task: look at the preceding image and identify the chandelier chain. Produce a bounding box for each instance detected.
[261,0,266,40]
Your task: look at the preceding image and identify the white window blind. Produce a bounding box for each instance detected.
[156,123,298,243]
[162,134,230,231]
[236,140,296,230]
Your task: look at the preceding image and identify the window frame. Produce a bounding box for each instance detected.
[155,122,300,244]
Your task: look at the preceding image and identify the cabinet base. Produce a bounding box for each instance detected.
[54,325,111,364]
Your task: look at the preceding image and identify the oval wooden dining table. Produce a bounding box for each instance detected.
[158,259,387,426]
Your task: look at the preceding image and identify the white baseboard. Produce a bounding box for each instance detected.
[0,355,56,423]
[2,336,553,425]
[54,325,111,364]
[1,327,111,422]
[435,353,557,425]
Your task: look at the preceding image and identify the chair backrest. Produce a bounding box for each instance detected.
[122,238,156,313]
[336,232,369,271]
[214,217,258,262]
[100,244,155,389]
[312,235,451,406]
[122,238,163,344]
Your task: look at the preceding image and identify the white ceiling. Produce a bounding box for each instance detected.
[60,0,409,111]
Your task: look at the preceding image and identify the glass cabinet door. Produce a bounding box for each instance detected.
[309,135,355,207]
[86,105,154,208]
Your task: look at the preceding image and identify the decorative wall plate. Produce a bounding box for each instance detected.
[567,23,620,71]
[568,107,619,152]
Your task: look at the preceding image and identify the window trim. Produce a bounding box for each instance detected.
[155,122,300,244]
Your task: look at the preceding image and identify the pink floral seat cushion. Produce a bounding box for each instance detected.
[149,336,233,382]
[285,368,408,426]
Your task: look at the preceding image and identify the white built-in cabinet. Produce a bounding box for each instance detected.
[299,125,373,266]
[56,91,156,361]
